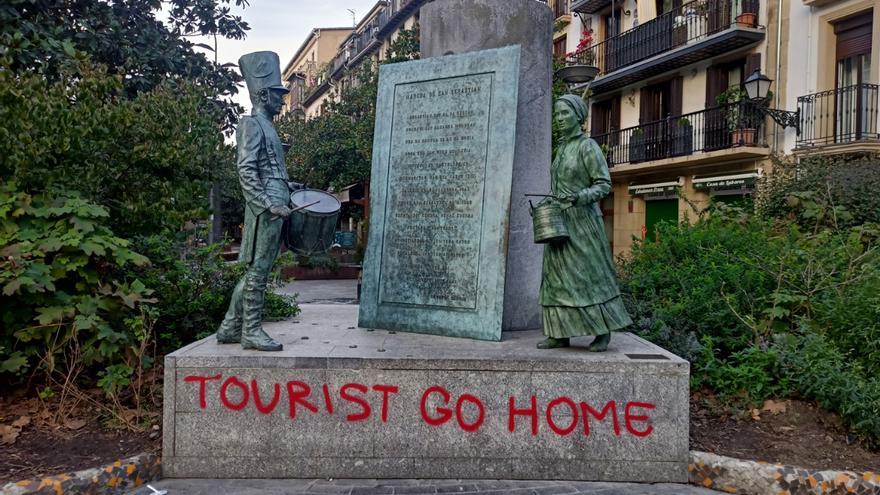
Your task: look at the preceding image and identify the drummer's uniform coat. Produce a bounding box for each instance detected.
[237,113,291,266]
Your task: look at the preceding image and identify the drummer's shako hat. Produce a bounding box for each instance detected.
[239,51,289,96]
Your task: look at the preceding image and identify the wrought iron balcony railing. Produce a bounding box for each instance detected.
[796,83,880,148]
[567,0,759,76]
[591,102,765,167]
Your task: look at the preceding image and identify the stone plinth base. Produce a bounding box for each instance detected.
[163,305,689,482]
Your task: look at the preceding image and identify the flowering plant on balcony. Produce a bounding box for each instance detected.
[566,29,595,66]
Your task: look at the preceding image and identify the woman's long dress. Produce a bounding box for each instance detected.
[539,134,632,338]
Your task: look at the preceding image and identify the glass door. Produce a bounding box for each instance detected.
[836,54,872,142]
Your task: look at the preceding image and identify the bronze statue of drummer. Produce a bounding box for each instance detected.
[216,51,303,351]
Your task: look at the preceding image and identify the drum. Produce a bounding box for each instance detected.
[530,198,569,244]
[285,189,341,256]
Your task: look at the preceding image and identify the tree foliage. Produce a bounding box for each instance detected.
[0,61,231,238]
[0,0,249,129]
[279,26,420,190]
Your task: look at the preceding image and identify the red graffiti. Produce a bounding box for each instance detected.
[625,401,655,437]
[183,374,221,409]
[251,379,280,414]
[419,386,486,432]
[340,383,371,421]
[181,375,656,439]
[219,376,249,411]
[508,395,539,435]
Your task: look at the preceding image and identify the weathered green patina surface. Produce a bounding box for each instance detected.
[358,46,521,341]
[215,51,295,352]
[537,95,632,351]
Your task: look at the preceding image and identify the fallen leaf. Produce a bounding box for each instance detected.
[0,424,20,444]
[64,418,87,430]
[762,399,787,414]
[12,415,31,428]
[750,408,761,421]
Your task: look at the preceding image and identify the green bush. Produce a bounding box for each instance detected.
[758,154,880,226]
[129,235,300,352]
[0,184,152,379]
[0,62,231,238]
[621,189,880,445]
[780,332,880,449]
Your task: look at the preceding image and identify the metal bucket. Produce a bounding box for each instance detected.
[530,199,569,244]
[285,189,341,256]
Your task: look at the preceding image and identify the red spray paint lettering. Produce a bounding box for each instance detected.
[181,375,656,439]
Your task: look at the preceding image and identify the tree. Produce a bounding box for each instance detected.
[279,26,420,190]
[0,0,249,130]
[0,61,231,237]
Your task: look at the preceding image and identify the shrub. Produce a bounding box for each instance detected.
[130,235,300,352]
[0,62,231,238]
[0,184,152,380]
[780,332,880,449]
[757,153,880,226]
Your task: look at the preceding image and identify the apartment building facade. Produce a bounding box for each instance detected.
[281,27,353,118]
[300,0,424,118]
[555,0,784,257]
[784,0,878,156]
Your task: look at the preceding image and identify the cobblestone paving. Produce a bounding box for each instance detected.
[127,478,721,494]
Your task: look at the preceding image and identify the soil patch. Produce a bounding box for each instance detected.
[690,395,880,472]
[0,399,160,484]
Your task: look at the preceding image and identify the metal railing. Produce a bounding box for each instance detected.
[796,83,880,147]
[591,102,765,167]
[567,0,759,74]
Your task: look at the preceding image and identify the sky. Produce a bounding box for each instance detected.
[183,0,380,113]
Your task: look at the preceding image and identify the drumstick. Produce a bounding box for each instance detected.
[290,200,320,212]
[271,200,320,220]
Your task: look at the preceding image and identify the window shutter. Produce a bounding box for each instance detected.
[744,53,762,78]
[670,76,684,117]
[835,14,872,59]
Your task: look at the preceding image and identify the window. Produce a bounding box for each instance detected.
[553,36,568,59]
[834,12,873,141]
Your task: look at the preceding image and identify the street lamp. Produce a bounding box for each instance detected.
[743,69,801,135]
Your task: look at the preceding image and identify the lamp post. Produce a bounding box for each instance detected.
[743,69,801,135]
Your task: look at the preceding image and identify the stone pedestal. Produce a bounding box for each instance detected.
[163,305,689,481]
[422,0,554,331]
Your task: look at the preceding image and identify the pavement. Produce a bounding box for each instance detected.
[127,478,720,494]
[144,279,717,495]
[276,279,359,304]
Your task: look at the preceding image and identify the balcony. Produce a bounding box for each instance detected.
[571,0,611,15]
[796,84,880,151]
[553,0,570,18]
[592,102,767,170]
[567,0,764,95]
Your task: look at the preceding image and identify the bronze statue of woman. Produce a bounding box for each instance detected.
[538,94,632,351]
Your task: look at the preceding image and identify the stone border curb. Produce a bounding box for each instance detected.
[689,451,880,494]
[1,454,160,495]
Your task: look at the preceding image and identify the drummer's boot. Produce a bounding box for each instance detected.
[216,278,245,344]
[240,274,283,352]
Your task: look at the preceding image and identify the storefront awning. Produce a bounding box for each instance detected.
[692,171,762,191]
[628,178,683,196]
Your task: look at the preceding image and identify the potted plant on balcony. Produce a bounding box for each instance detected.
[734,0,758,27]
[629,127,646,163]
[671,117,694,156]
[716,87,758,146]
[557,30,600,84]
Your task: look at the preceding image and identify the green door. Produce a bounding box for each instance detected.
[645,199,678,242]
